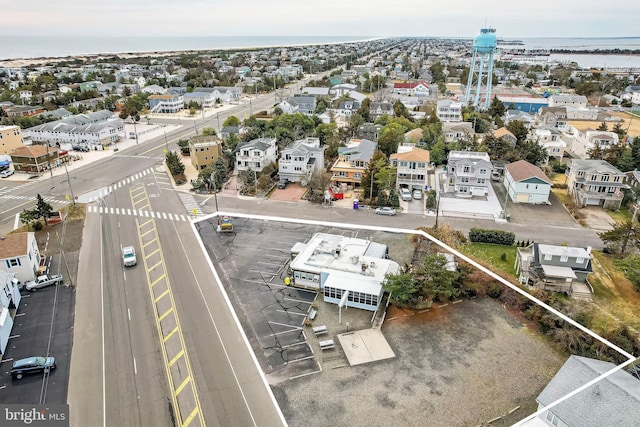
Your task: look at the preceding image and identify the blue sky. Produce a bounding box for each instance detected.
[5,1,640,38]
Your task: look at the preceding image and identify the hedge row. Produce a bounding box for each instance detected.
[468,228,515,246]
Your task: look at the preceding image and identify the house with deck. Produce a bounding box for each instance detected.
[565,159,627,210]
[445,151,493,197]
[278,137,324,185]
[330,139,376,188]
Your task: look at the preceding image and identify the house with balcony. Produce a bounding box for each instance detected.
[444,151,493,197]
[148,94,184,113]
[369,102,393,120]
[278,137,324,185]
[235,137,278,173]
[183,91,217,108]
[390,146,430,192]
[515,243,593,296]
[330,139,376,188]
[443,122,475,144]
[392,81,430,97]
[357,123,383,141]
[565,159,627,210]
[27,112,124,148]
[567,125,619,160]
[436,99,462,122]
[504,160,552,204]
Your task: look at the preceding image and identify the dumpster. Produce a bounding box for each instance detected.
[353,199,359,209]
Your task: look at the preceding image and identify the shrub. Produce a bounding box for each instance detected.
[33,221,43,231]
[468,228,515,246]
[500,252,507,261]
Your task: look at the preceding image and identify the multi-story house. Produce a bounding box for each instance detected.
[278,137,324,185]
[28,111,124,148]
[503,160,552,204]
[335,100,360,116]
[567,125,619,159]
[535,107,568,131]
[279,95,316,115]
[533,126,566,163]
[445,151,493,197]
[392,81,430,96]
[369,102,393,120]
[565,159,627,210]
[0,232,42,283]
[235,137,278,173]
[148,94,184,113]
[515,243,593,295]
[357,123,383,141]
[443,122,475,144]
[0,125,26,155]
[183,91,217,108]
[548,94,588,109]
[390,146,430,192]
[330,139,376,188]
[436,99,463,122]
[189,136,222,171]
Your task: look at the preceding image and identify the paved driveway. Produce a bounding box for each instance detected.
[270,183,307,202]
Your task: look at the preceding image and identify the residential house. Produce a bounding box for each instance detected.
[0,232,42,283]
[521,355,640,427]
[445,151,493,197]
[141,84,167,95]
[4,105,46,118]
[516,242,593,295]
[443,122,475,144]
[390,146,430,192]
[404,128,424,144]
[392,81,430,96]
[565,159,627,210]
[278,137,325,185]
[0,270,22,355]
[148,94,183,113]
[567,126,619,160]
[0,125,26,155]
[35,108,73,121]
[10,145,59,173]
[183,91,216,108]
[279,95,316,115]
[299,87,330,97]
[504,160,552,204]
[335,100,360,116]
[369,102,393,120]
[289,233,399,312]
[220,126,240,140]
[357,123,383,141]
[189,136,223,171]
[436,99,463,122]
[19,90,32,101]
[330,139,376,188]
[504,110,534,129]
[535,106,568,131]
[548,94,588,109]
[494,127,517,146]
[235,137,278,173]
[27,112,124,148]
[533,126,566,163]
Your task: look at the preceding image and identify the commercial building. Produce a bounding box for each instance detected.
[189,136,223,170]
[0,125,26,155]
[289,233,399,312]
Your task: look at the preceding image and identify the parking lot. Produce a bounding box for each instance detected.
[0,279,74,404]
[269,182,308,202]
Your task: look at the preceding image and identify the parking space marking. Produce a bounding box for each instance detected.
[268,321,303,330]
[276,310,307,317]
[8,335,20,339]
[283,297,314,305]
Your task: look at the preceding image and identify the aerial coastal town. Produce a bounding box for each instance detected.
[0,31,639,427]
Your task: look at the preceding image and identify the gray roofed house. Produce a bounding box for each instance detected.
[565,159,628,210]
[548,94,588,109]
[281,95,316,115]
[235,137,278,173]
[35,108,72,120]
[299,87,330,97]
[220,126,240,139]
[27,111,124,147]
[369,102,393,120]
[330,138,377,187]
[357,123,383,141]
[523,355,640,427]
[445,151,493,197]
[504,109,534,128]
[442,122,475,143]
[278,137,325,185]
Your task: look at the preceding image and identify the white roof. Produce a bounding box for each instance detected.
[538,244,590,259]
[323,272,383,295]
[541,265,577,279]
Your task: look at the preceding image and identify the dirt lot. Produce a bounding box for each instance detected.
[272,298,566,427]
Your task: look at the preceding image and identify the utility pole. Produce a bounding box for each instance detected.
[194,121,198,136]
[63,159,75,207]
[216,113,221,135]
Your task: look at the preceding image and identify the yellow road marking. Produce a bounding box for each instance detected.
[182,407,200,427]
[141,227,157,238]
[163,326,179,343]
[0,199,33,216]
[151,274,167,287]
[169,349,185,368]
[158,307,174,322]
[137,219,154,228]
[145,247,160,258]
[174,375,191,395]
[143,239,157,248]
[155,288,170,303]
[148,260,162,271]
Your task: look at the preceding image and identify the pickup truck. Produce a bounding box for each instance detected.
[25,274,63,291]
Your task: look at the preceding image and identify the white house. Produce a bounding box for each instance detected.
[436,99,463,122]
[390,145,431,192]
[632,91,640,106]
[0,232,41,283]
[27,111,124,148]
[0,271,21,355]
[235,137,278,173]
[278,137,325,185]
[445,151,493,197]
[289,233,399,312]
[533,125,566,162]
[504,160,552,204]
[567,126,619,160]
[548,94,588,109]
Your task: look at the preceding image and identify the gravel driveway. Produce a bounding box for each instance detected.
[272,298,565,427]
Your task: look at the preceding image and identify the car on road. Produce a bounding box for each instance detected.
[122,246,137,267]
[0,169,14,178]
[412,189,422,200]
[400,188,412,202]
[375,207,396,216]
[11,356,56,379]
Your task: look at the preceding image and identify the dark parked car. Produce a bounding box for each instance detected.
[277,180,289,189]
[11,356,56,379]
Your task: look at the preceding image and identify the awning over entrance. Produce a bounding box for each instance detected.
[541,264,577,279]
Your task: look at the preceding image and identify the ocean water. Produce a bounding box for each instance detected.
[0,35,378,60]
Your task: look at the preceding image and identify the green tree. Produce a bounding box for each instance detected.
[165,151,185,176]
[213,157,228,188]
[382,273,421,307]
[430,139,447,165]
[202,127,217,136]
[222,116,241,128]
[505,120,529,143]
[20,209,40,231]
[597,121,608,131]
[587,142,604,160]
[307,169,332,203]
[361,151,388,201]
[35,194,53,225]
[377,123,405,157]
[487,97,506,118]
[393,100,410,119]
[374,159,396,191]
[517,140,548,166]
[599,221,640,256]
[416,253,462,301]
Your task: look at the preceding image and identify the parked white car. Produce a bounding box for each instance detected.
[400,188,412,201]
[0,169,14,178]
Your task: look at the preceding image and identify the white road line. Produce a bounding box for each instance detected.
[168,213,174,220]
[276,309,307,317]
[179,215,186,221]
[150,211,156,218]
[162,213,167,219]
[143,211,149,217]
[110,207,114,214]
[116,208,120,215]
[133,357,137,375]
[127,308,131,321]
[127,209,132,215]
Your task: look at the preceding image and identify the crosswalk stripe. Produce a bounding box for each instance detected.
[150,211,156,218]
[127,208,132,215]
[162,212,167,219]
[180,215,187,221]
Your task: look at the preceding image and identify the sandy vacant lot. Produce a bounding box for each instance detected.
[272,298,566,427]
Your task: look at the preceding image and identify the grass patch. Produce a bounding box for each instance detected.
[460,243,518,277]
[551,188,572,205]
[607,207,631,223]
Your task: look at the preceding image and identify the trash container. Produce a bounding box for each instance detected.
[353,199,359,209]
